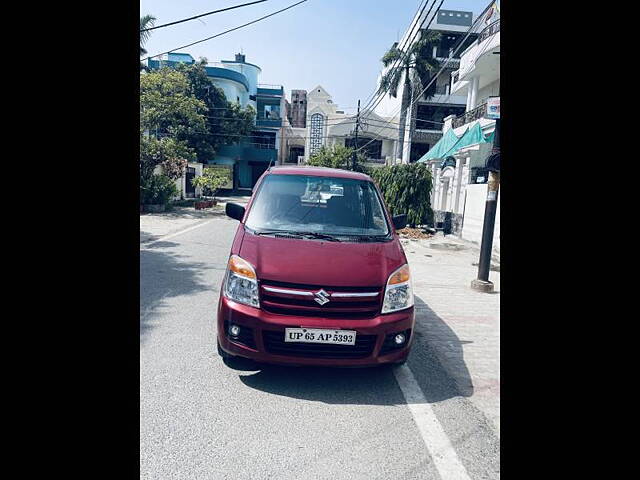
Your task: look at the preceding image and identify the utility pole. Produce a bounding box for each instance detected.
[471,92,500,293]
[352,99,360,170]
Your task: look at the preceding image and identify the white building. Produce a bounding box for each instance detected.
[373,8,479,164]
[281,86,398,167]
[419,3,500,252]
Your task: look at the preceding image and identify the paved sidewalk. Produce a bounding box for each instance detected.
[403,234,500,435]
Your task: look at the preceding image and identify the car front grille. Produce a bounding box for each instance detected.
[262,330,377,359]
[259,279,382,319]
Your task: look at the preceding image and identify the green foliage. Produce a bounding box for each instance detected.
[140,15,156,70]
[175,61,256,162]
[370,163,433,227]
[140,135,196,182]
[140,174,178,206]
[191,167,230,197]
[307,145,368,173]
[140,67,208,138]
[378,31,442,99]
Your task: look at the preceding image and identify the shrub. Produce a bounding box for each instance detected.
[191,167,230,198]
[370,163,433,228]
[140,174,178,205]
[307,145,368,173]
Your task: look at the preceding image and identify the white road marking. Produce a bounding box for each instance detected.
[140,220,215,249]
[393,365,472,480]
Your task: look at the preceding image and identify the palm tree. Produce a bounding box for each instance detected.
[140,15,156,71]
[378,31,441,162]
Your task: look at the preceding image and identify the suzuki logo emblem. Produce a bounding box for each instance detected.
[314,289,330,305]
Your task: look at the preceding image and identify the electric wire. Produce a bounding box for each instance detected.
[141,0,309,62]
[140,1,268,32]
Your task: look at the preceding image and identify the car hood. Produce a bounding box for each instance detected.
[239,230,406,287]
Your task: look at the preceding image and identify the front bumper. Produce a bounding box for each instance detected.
[217,295,415,366]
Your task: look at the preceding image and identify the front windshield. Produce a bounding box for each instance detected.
[245,174,390,237]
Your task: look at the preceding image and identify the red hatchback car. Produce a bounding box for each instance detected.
[217,166,414,367]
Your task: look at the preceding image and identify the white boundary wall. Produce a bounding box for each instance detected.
[461,184,500,253]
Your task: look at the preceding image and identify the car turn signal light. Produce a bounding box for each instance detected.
[228,255,257,280]
[388,264,410,285]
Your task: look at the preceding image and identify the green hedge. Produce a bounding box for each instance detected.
[370,163,433,227]
[140,174,178,206]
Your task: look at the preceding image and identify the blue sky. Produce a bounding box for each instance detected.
[140,0,486,111]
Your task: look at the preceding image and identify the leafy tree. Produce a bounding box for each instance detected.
[307,145,368,173]
[140,67,206,182]
[175,59,255,162]
[370,163,433,228]
[140,15,156,71]
[378,31,441,162]
[140,67,208,138]
[140,135,196,184]
[191,167,230,199]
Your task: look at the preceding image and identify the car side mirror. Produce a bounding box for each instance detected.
[392,214,407,230]
[226,202,245,222]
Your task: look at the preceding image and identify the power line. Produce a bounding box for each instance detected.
[349,0,445,154]
[140,0,268,32]
[363,0,443,118]
[142,0,309,62]
[353,1,496,158]
[360,0,440,115]
[359,0,432,113]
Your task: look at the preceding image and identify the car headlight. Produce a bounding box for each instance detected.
[381,264,414,314]
[223,255,259,308]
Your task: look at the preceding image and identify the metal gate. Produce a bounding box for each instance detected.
[185,167,196,198]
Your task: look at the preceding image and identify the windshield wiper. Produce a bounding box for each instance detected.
[252,229,292,236]
[287,231,342,242]
[356,235,388,242]
[251,229,339,241]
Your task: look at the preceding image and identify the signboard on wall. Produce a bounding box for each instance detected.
[486,96,500,119]
[207,165,233,189]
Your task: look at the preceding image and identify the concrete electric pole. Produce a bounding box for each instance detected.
[352,99,360,170]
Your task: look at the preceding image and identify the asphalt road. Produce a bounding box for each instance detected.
[140,215,500,480]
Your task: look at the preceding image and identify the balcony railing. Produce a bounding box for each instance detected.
[436,57,461,68]
[452,102,487,129]
[478,20,500,44]
[432,84,453,95]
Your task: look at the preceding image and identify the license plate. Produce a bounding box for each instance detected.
[284,328,356,345]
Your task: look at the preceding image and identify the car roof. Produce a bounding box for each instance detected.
[266,165,372,181]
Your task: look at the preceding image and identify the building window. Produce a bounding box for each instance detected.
[264,104,280,119]
[416,104,465,130]
[410,143,430,163]
[252,131,276,149]
[310,113,325,154]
